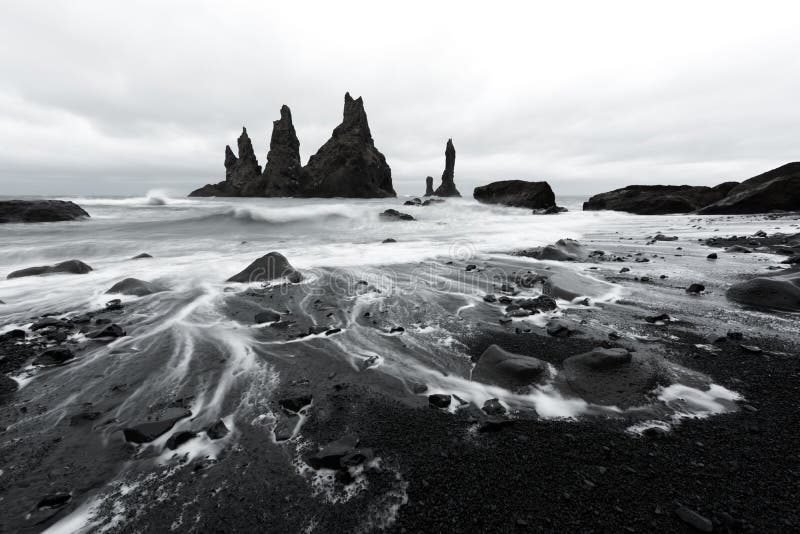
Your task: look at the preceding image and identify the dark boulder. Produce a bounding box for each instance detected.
[424,176,435,196]
[686,283,705,294]
[382,238,397,243]
[122,408,192,444]
[207,420,229,440]
[279,394,313,414]
[227,252,302,284]
[698,162,800,214]
[106,278,166,297]
[515,295,558,312]
[303,93,395,198]
[433,139,461,197]
[165,430,197,450]
[131,253,152,259]
[7,259,92,279]
[473,180,556,209]
[34,347,75,366]
[472,345,549,389]
[726,269,800,312]
[37,493,72,509]
[189,128,262,197]
[1,373,19,395]
[380,209,415,221]
[87,324,125,339]
[428,394,452,409]
[707,252,718,260]
[254,310,281,323]
[583,183,738,214]
[482,398,506,416]
[0,200,89,223]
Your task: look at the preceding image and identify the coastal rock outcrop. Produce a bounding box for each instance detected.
[424,176,434,196]
[473,180,556,209]
[433,139,461,197]
[583,183,738,214]
[190,128,263,197]
[303,93,396,198]
[0,200,89,223]
[698,162,800,214]
[7,260,93,279]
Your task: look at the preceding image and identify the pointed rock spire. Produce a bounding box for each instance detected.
[434,138,461,197]
[249,105,304,196]
[303,93,395,198]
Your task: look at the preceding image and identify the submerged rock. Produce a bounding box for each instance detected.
[123,408,192,444]
[380,209,415,221]
[433,139,461,197]
[34,347,75,366]
[583,183,737,214]
[303,93,395,198]
[473,180,556,210]
[165,430,197,450]
[227,252,302,284]
[472,345,549,389]
[207,420,229,440]
[0,200,89,223]
[698,162,800,214]
[106,278,166,297]
[7,259,92,279]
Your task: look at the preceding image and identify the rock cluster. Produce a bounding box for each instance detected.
[190,93,395,198]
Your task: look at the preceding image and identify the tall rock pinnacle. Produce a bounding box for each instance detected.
[424,176,434,196]
[433,139,461,197]
[243,105,304,196]
[303,93,396,198]
[189,127,262,197]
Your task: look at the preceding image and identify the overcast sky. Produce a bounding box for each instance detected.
[1,1,799,197]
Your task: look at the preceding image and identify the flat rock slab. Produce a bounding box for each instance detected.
[543,270,616,301]
[122,408,192,444]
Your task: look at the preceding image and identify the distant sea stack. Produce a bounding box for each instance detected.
[473,180,556,210]
[424,176,434,196]
[189,93,395,198]
[303,93,395,198]
[433,139,461,197]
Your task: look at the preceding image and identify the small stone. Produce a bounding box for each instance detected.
[428,394,451,409]
[707,253,718,260]
[686,283,705,294]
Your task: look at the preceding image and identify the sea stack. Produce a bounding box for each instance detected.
[303,93,396,198]
[424,176,434,196]
[249,105,304,197]
[433,139,461,197]
[189,128,262,197]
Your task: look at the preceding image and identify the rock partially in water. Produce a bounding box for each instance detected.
[472,345,549,389]
[428,394,452,409]
[0,200,89,223]
[473,180,556,210]
[34,347,75,366]
[206,420,229,440]
[380,209,415,221]
[433,139,461,197]
[227,252,302,284]
[306,435,361,470]
[87,324,125,339]
[189,127,262,197]
[106,278,167,297]
[424,176,435,196]
[698,162,800,214]
[122,408,192,444]
[7,259,93,279]
[583,183,737,214]
[165,430,197,450]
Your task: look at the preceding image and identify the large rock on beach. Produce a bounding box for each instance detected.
[698,162,800,214]
[472,345,549,389]
[473,180,556,209]
[583,183,737,214]
[0,200,90,223]
[433,139,461,197]
[106,278,167,297]
[227,252,302,284]
[726,268,800,312]
[303,93,396,198]
[7,260,92,279]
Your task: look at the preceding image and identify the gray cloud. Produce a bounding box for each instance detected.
[1,0,799,197]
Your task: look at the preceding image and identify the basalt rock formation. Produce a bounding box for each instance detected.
[698,162,800,214]
[0,200,89,223]
[433,139,461,197]
[190,95,395,198]
[245,105,304,197]
[303,93,395,198]
[473,180,556,210]
[190,128,263,197]
[583,183,739,214]
[424,176,434,196]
